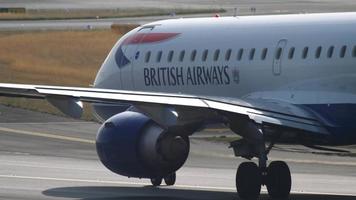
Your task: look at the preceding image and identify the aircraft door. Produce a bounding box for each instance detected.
[272,39,287,76]
[119,26,153,90]
[130,26,154,89]
[118,34,135,90]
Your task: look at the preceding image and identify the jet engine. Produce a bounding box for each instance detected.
[96,111,190,178]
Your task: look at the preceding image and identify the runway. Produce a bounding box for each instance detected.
[2,0,356,12]
[2,0,356,31]
[0,105,355,200]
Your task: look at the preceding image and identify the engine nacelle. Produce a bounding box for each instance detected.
[96,111,190,178]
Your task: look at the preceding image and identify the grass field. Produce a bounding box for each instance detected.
[0,8,225,20]
[0,25,137,120]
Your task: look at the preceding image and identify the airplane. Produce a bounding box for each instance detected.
[1,12,356,200]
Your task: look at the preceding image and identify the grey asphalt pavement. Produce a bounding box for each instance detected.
[0,105,355,200]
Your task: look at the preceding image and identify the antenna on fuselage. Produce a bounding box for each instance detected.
[233,7,238,17]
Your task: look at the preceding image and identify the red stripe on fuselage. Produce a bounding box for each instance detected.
[123,33,180,45]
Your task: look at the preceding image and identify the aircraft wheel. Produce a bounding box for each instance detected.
[266,161,291,199]
[150,177,162,186]
[236,162,262,200]
[164,172,176,186]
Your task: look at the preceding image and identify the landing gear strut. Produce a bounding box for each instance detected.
[150,172,176,187]
[230,121,291,199]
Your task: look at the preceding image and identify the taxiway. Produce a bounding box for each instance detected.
[0,105,355,200]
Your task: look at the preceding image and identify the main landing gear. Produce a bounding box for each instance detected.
[229,120,291,199]
[150,172,176,186]
[236,160,291,199]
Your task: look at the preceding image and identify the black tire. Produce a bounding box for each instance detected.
[266,161,291,199]
[164,173,176,186]
[236,162,262,200]
[150,177,162,186]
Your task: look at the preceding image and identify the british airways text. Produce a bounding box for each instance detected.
[144,65,231,86]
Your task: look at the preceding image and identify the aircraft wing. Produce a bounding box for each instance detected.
[0,83,328,134]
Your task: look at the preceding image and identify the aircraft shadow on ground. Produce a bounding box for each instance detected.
[43,186,355,200]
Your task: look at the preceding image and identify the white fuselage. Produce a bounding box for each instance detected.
[94,12,356,107]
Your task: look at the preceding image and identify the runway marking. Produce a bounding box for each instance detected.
[0,174,355,196]
[0,126,355,166]
[0,127,95,144]
[0,121,96,125]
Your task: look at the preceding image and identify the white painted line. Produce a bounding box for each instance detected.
[0,174,355,196]
[0,174,234,191]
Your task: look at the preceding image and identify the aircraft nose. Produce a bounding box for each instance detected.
[94,26,141,90]
[93,43,123,90]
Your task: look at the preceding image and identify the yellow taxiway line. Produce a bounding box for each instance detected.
[0,126,95,144]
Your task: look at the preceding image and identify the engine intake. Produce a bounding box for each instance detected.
[96,111,189,178]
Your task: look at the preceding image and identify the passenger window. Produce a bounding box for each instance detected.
[275,47,282,60]
[190,50,197,61]
[315,46,322,59]
[302,47,309,59]
[225,49,232,61]
[202,49,208,61]
[145,51,151,63]
[340,45,347,58]
[353,46,356,57]
[214,49,220,61]
[168,50,174,62]
[237,49,243,61]
[288,47,295,59]
[261,48,268,60]
[156,51,162,62]
[179,50,185,62]
[327,46,334,58]
[249,48,255,60]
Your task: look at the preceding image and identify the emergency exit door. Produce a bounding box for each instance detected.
[273,39,287,75]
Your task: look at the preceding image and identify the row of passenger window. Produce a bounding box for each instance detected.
[143,45,356,63]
